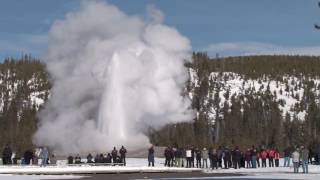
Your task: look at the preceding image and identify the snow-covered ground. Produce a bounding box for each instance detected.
[204,165,320,180]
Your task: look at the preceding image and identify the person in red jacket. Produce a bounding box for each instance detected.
[245,149,252,168]
[268,148,275,167]
[274,149,280,167]
[261,149,267,168]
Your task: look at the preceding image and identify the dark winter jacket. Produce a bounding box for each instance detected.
[120,147,127,158]
[196,150,201,160]
[23,150,34,163]
[234,149,242,161]
[87,154,93,163]
[175,148,182,158]
[224,149,231,160]
[164,148,171,159]
[67,156,74,164]
[245,150,251,161]
[112,149,118,159]
[148,147,155,161]
[284,148,291,157]
[2,145,12,159]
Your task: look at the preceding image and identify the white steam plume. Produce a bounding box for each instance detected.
[34,1,193,154]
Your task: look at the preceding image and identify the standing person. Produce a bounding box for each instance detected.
[301,146,309,174]
[256,148,260,168]
[234,146,241,169]
[251,148,257,168]
[283,146,291,167]
[217,146,223,168]
[268,148,275,167]
[195,148,201,168]
[308,146,313,164]
[240,151,245,168]
[191,146,195,168]
[316,144,320,165]
[245,148,251,168]
[40,147,49,167]
[261,149,267,168]
[23,149,34,165]
[111,147,118,164]
[292,148,300,173]
[274,149,280,167]
[175,147,182,167]
[211,149,218,169]
[119,146,127,166]
[164,147,171,167]
[186,147,192,168]
[201,148,208,168]
[181,148,186,167]
[148,146,155,167]
[2,144,12,165]
[223,147,231,169]
[170,147,175,167]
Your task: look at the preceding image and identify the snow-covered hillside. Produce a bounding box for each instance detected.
[189,70,320,122]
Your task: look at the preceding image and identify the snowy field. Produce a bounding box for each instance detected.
[0,158,319,179]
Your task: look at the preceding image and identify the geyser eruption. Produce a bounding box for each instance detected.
[34,1,193,154]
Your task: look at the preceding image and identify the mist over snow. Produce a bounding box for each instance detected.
[33,1,194,154]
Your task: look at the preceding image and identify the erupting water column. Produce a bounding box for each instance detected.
[98,52,128,147]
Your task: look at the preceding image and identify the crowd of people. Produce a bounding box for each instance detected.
[156,145,320,173]
[1,144,52,167]
[67,146,127,166]
[1,144,127,167]
[2,143,320,174]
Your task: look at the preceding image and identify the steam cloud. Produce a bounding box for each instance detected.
[34,1,193,154]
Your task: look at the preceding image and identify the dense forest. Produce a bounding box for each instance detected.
[0,55,50,154]
[1,54,320,154]
[150,53,320,152]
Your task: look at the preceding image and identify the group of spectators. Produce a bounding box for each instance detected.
[67,146,127,166]
[3,143,320,174]
[157,145,320,173]
[2,144,51,167]
[2,144,127,167]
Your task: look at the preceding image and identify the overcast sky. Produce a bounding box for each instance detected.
[1,0,320,59]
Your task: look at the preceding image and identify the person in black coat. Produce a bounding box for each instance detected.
[191,146,195,168]
[223,147,231,169]
[119,146,127,166]
[164,147,171,167]
[210,149,219,169]
[2,144,12,165]
[233,146,241,169]
[148,146,155,167]
[87,153,93,163]
[111,147,118,164]
[74,154,81,164]
[195,148,201,168]
[67,155,74,164]
[23,149,34,165]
